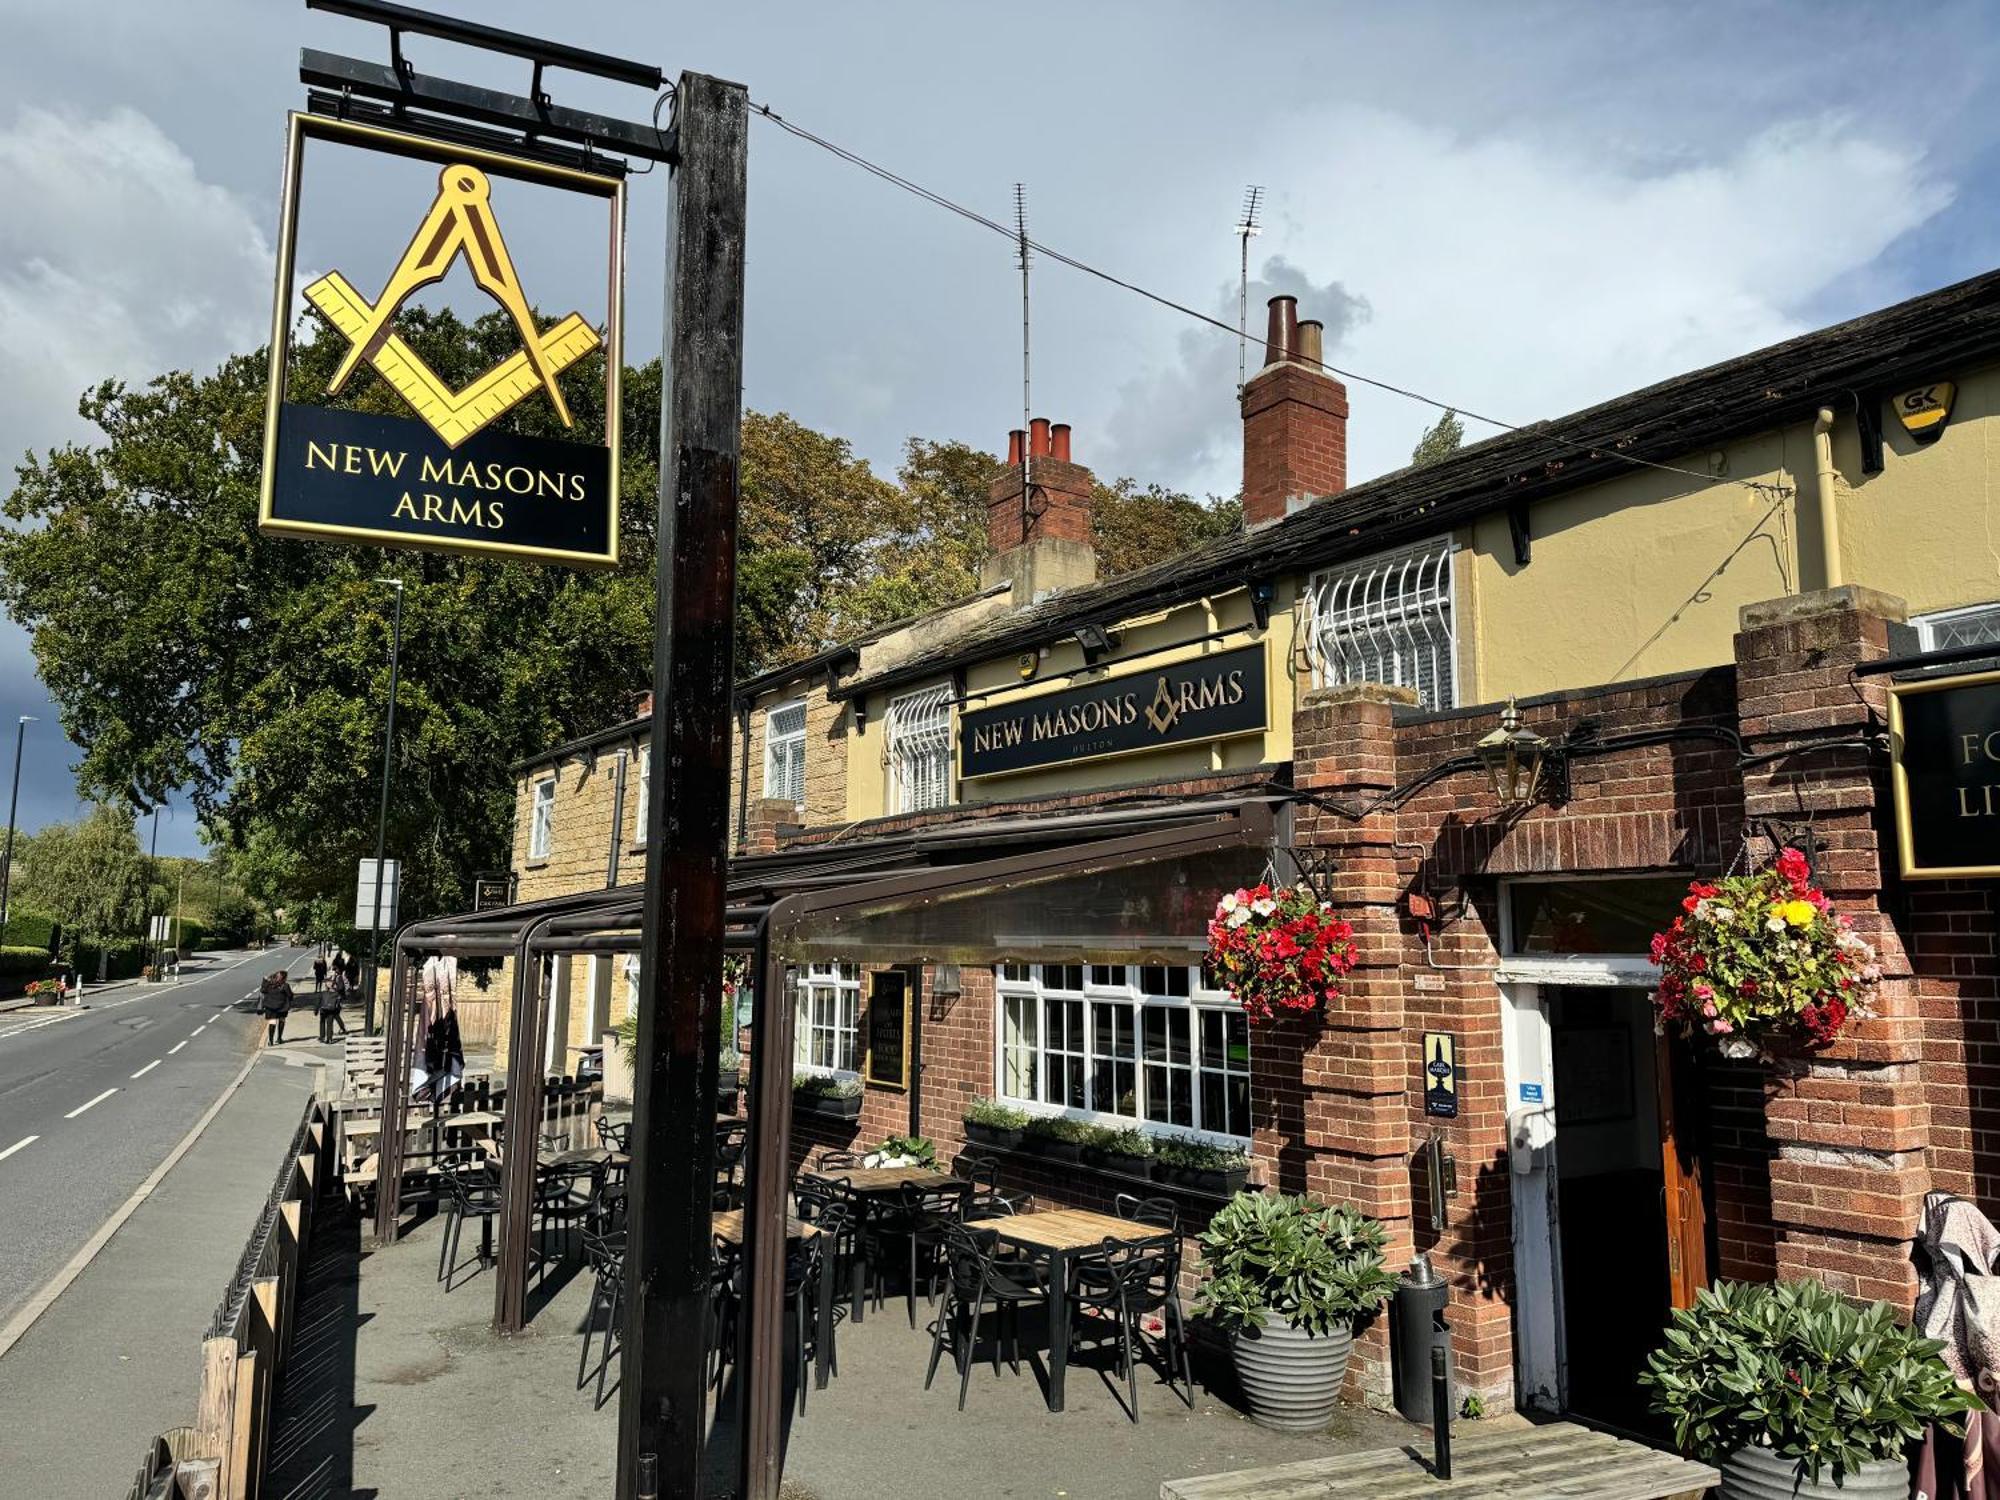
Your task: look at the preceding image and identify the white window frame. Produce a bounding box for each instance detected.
[886,683,952,813]
[631,747,650,846]
[1306,538,1458,710]
[529,776,556,860]
[764,697,808,809]
[1914,601,2000,652]
[992,962,1251,1143]
[794,961,861,1075]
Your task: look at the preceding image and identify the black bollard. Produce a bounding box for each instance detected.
[637,1454,659,1500]
[1430,1344,1452,1480]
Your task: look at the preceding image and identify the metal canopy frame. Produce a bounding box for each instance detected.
[363,796,1274,1498]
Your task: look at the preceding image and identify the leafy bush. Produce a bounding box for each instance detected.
[792,1073,862,1100]
[1152,1136,1250,1171]
[1,912,55,951]
[0,944,57,977]
[1087,1126,1153,1159]
[1640,1279,1974,1483]
[1022,1115,1096,1145]
[872,1134,936,1166]
[964,1096,1032,1130]
[1195,1192,1397,1337]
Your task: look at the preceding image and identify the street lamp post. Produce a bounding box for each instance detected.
[0,715,34,933]
[364,577,405,1035]
[145,807,160,977]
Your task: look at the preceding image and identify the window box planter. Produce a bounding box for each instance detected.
[965,1120,1024,1152]
[1021,1118,1095,1164]
[1153,1161,1250,1196]
[793,1075,863,1121]
[1028,1135,1082,1164]
[1081,1127,1154,1179]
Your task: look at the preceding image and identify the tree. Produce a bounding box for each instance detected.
[12,807,148,962]
[1092,480,1241,578]
[1410,409,1465,468]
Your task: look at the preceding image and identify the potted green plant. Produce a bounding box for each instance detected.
[717,1048,743,1110]
[792,1072,863,1120]
[865,1134,936,1167]
[1641,1279,1974,1498]
[1081,1125,1154,1176]
[1195,1192,1398,1431]
[1152,1136,1252,1195]
[1021,1114,1094,1163]
[963,1096,1031,1151]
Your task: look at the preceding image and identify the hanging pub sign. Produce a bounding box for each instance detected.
[1889,668,2000,879]
[259,114,625,567]
[958,644,1267,779]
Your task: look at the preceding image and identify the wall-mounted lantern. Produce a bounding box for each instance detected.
[1475,696,1549,808]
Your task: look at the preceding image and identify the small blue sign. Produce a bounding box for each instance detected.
[1518,1082,1545,1103]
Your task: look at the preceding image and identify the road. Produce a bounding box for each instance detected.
[0,945,310,1327]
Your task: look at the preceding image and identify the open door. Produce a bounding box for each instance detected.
[1657,1033,1710,1311]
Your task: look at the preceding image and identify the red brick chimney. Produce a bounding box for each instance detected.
[983,418,1097,601]
[1241,295,1348,530]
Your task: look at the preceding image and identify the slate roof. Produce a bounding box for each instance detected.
[830,264,2000,702]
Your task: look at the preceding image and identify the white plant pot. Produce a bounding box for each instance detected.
[1229,1316,1353,1432]
[1719,1443,1909,1499]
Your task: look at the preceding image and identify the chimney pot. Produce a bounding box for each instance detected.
[1298,319,1324,369]
[1263,295,1299,368]
[1029,417,1052,458]
[1049,422,1071,462]
[1005,428,1025,466]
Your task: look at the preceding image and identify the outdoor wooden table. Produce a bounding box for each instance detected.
[801,1165,960,1322]
[987,1207,1173,1413]
[713,1211,837,1390]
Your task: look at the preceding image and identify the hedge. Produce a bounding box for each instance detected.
[1,913,55,951]
[0,945,56,977]
[75,939,147,982]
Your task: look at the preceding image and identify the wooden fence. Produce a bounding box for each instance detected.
[122,1095,332,1500]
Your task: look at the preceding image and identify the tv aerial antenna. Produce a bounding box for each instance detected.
[1014,183,1032,476]
[1235,185,1264,393]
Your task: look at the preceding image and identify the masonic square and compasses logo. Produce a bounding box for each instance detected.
[304,162,601,449]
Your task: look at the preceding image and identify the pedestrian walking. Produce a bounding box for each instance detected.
[259,968,293,1045]
[318,966,349,1042]
[312,954,328,993]
[331,951,348,983]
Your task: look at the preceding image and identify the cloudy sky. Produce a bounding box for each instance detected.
[1,0,1995,853]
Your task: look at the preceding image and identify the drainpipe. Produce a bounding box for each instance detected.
[1811,407,1844,590]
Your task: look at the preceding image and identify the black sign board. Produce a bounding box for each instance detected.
[260,114,624,567]
[1423,1031,1459,1119]
[865,970,911,1090]
[959,644,1267,780]
[1890,668,2000,879]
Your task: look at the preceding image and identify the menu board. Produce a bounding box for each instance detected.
[865,970,910,1090]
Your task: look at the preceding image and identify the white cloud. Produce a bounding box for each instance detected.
[1098,108,1954,498]
[0,105,271,468]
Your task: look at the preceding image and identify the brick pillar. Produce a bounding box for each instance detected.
[740,797,797,855]
[1282,682,1413,1400]
[1734,586,1930,1305]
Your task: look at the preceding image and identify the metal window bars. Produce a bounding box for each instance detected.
[1305,540,1456,710]
[887,683,952,812]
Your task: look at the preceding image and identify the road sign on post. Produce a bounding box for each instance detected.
[354,858,400,928]
[148,915,172,942]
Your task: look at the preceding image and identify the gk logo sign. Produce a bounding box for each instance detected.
[260,115,625,567]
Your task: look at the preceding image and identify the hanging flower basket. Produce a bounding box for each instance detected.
[1206,884,1358,1024]
[1650,849,1880,1059]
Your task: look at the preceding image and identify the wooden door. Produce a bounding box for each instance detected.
[1655,1033,1710,1307]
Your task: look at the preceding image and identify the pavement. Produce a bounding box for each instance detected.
[269,1202,1415,1500]
[0,945,317,1325]
[0,946,361,1496]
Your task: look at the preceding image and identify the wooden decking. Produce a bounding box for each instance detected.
[1161,1420,1718,1500]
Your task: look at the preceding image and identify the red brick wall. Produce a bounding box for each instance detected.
[1240,362,1348,528]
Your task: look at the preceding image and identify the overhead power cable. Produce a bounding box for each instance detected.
[748,99,1793,503]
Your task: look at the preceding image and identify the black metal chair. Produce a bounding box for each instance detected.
[817,1149,862,1170]
[868,1180,971,1327]
[1112,1192,1180,1232]
[1069,1233,1193,1422]
[925,1221,1049,1411]
[952,1153,1025,1221]
[576,1201,626,1408]
[595,1115,630,1151]
[436,1158,502,1291]
[714,1121,749,1208]
[533,1159,600,1272]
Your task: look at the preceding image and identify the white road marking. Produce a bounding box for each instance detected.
[64,1088,117,1119]
[131,1060,161,1079]
[0,948,296,1041]
[0,1135,36,1163]
[167,1041,187,1055]
[191,1025,205,1036]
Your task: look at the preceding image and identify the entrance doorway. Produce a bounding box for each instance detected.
[1503,979,1711,1434]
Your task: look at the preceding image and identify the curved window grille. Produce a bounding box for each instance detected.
[1307,540,1456,709]
[887,683,952,813]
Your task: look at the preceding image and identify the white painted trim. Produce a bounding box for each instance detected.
[1494,956,1659,987]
